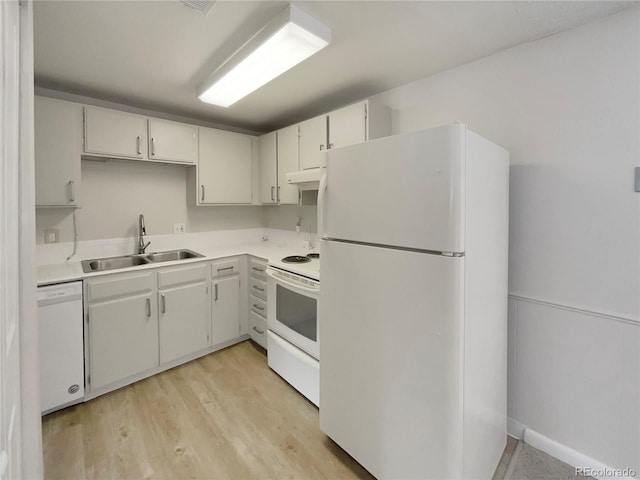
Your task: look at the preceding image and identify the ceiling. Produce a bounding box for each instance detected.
[33,0,635,133]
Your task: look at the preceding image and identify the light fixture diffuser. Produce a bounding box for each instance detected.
[198,5,331,107]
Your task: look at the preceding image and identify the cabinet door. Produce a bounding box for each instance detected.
[88,293,159,390]
[259,132,277,204]
[212,275,240,346]
[328,101,367,150]
[159,281,210,364]
[84,106,147,159]
[277,125,300,205]
[148,118,198,164]
[35,97,82,206]
[198,127,252,204]
[299,114,327,170]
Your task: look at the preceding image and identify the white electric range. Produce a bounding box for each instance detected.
[266,253,320,406]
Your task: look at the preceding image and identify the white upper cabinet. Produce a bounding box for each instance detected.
[148,118,198,164]
[84,106,147,159]
[299,114,327,170]
[276,125,300,205]
[258,132,277,204]
[328,101,367,149]
[34,96,82,207]
[197,127,253,204]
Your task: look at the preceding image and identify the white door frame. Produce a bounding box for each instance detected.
[0,0,42,478]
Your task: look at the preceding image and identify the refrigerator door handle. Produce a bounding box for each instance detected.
[317,173,328,238]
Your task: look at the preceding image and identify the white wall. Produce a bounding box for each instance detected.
[35,159,320,244]
[35,160,265,243]
[263,191,318,234]
[370,7,639,473]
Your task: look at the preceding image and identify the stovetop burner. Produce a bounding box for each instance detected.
[282,255,311,264]
[306,253,319,259]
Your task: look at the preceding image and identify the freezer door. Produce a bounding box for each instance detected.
[323,124,465,253]
[319,240,465,479]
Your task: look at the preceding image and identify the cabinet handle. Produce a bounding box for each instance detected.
[277,186,280,202]
[252,304,265,311]
[145,298,151,318]
[251,267,264,272]
[252,326,265,335]
[68,180,75,202]
[201,185,205,202]
[136,136,141,155]
[252,285,265,292]
[328,143,334,149]
[214,283,218,301]
[217,266,233,273]
[271,186,275,202]
[161,294,166,314]
[319,144,325,151]
[151,137,156,156]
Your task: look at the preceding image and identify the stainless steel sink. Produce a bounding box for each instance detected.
[81,249,204,273]
[81,254,151,273]
[145,249,204,263]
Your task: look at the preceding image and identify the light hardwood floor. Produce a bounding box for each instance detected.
[42,341,373,480]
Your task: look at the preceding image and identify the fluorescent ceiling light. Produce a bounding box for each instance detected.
[198,5,331,108]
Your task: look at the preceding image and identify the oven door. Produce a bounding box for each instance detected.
[266,267,319,360]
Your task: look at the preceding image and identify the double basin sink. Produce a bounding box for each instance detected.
[81,249,204,273]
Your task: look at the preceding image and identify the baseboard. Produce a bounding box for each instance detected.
[507,417,526,440]
[523,428,637,480]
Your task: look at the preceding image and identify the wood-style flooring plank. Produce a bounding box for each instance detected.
[42,341,374,480]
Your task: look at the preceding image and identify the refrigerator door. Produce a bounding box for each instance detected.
[323,124,465,253]
[319,240,465,479]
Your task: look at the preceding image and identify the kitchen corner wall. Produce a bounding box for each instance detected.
[263,191,318,234]
[35,158,319,244]
[35,159,264,243]
[370,6,639,473]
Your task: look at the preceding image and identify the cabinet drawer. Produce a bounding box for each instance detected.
[211,258,240,278]
[86,271,155,302]
[157,263,208,289]
[250,295,267,318]
[249,258,267,280]
[249,312,267,349]
[249,277,267,300]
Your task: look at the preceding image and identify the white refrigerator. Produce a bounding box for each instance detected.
[318,124,510,479]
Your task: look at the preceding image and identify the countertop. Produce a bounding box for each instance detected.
[37,241,317,286]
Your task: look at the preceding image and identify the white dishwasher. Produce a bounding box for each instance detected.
[37,281,84,414]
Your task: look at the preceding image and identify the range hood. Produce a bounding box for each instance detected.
[286,167,324,191]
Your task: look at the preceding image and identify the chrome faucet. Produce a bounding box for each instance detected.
[138,214,150,254]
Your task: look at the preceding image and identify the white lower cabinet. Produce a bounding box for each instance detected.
[212,275,240,346]
[88,292,159,391]
[158,264,211,364]
[84,257,251,398]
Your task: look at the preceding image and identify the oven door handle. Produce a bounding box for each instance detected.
[266,268,319,295]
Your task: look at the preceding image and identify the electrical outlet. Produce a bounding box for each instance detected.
[44,229,59,244]
[173,223,186,234]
